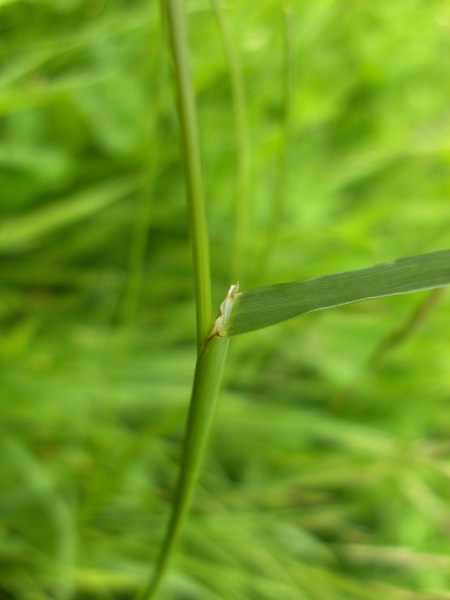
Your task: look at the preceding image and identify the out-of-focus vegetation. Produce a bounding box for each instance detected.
[1,1,450,598]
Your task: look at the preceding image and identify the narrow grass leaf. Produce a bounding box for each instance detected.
[223,250,450,337]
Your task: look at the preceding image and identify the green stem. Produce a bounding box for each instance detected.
[210,0,251,283]
[138,330,230,600]
[164,0,212,347]
[138,2,228,598]
[255,6,293,279]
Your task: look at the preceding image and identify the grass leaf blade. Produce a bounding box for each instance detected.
[224,250,450,336]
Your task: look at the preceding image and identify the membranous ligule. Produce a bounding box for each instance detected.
[209,283,239,339]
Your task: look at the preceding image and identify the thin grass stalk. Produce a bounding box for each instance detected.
[163,0,212,347]
[115,6,165,378]
[274,5,293,225]
[121,184,154,331]
[272,6,293,225]
[255,6,293,280]
[210,0,251,283]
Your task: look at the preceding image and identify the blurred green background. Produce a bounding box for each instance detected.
[1,1,450,598]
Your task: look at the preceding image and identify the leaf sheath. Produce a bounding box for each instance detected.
[139,332,230,600]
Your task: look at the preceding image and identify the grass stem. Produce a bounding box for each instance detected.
[163,0,212,347]
[210,0,251,283]
[137,2,225,598]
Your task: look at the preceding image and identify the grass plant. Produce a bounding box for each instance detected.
[1,1,450,599]
[138,2,450,598]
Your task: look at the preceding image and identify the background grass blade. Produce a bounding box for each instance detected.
[0,177,139,252]
[210,0,251,284]
[224,249,450,336]
[1,436,77,600]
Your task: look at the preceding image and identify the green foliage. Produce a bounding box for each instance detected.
[1,0,450,599]
[225,250,450,336]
